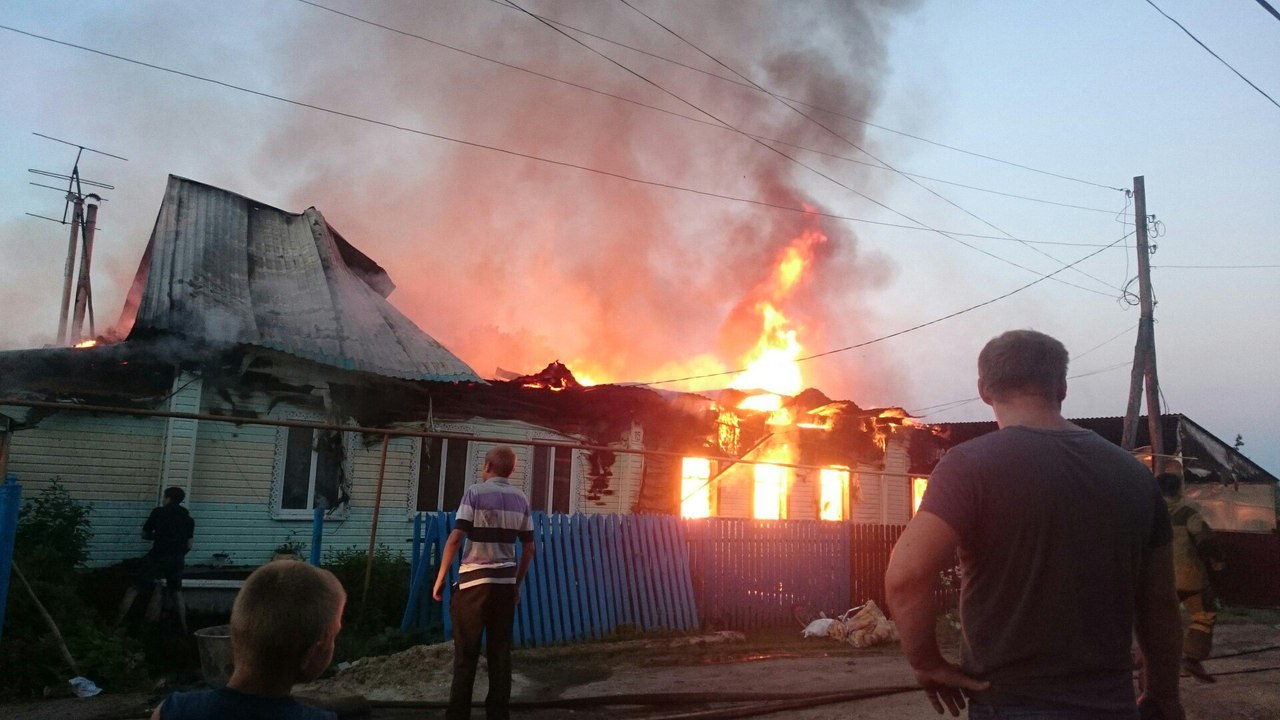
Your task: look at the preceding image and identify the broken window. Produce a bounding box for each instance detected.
[417,437,470,512]
[273,425,349,518]
[529,445,574,514]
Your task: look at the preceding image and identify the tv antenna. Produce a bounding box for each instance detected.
[25,132,127,346]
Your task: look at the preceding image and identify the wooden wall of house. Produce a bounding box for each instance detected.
[4,409,168,566]
[2,383,647,567]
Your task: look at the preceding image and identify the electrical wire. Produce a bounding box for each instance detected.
[614,0,1128,296]
[0,23,1083,247]
[479,0,1127,191]
[1143,0,1280,110]
[1257,0,1280,23]
[291,0,1119,216]
[908,360,1132,418]
[641,230,1134,388]
[501,0,1121,298]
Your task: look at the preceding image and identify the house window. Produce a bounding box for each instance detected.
[819,467,848,521]
[753,463,788,520]
[680,457,712,519]
[911,477,929,516]
[273,426,349,518]
[529,445,573,514]
[417,437,471,512]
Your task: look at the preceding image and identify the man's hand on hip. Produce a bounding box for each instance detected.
[911,662,990,717]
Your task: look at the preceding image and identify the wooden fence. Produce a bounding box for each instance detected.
[404,512,699,646]
[683,518,850,631]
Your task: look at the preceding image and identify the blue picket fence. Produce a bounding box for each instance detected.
[404,512,699,646]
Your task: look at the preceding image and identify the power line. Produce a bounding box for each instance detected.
[0,23,1101,247]
[1143,0,1280,110]
[641,230,1133,388]
[480,0,1126,192]
[294,0,1119,216]
[910,360,1132,418]
[614,0,1127,296]
[501,0,1120,298]
[1257,0,1280,23]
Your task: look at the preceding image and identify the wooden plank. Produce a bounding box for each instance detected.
[574,514,601,639]
[557,514,583,642]
[649,515,678,630]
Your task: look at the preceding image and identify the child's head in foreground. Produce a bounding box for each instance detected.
[231,560,346,685]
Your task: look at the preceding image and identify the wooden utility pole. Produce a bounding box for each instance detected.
[1120,176,1164,467]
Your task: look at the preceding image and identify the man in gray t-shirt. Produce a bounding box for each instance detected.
[886,330,1184,719]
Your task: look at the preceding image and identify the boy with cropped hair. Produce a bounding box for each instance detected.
[152,560,346,720]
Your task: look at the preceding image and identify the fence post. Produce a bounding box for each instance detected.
[309,504,324,566]
[0,474,21,642]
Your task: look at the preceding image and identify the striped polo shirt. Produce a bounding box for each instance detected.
[455,477,534,589]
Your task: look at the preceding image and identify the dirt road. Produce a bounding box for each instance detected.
[6,618,1280,719]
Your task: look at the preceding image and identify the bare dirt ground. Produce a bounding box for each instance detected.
[7,609,1280,719]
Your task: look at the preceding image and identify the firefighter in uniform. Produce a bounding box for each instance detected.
[1156,471,1223,684]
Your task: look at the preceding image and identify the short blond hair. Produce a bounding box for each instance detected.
[231,561,345,675]
[485,446,516,477]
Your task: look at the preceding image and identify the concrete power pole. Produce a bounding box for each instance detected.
[70,196,101,343]
[55,194,84,346]
[1120,176,1165,467]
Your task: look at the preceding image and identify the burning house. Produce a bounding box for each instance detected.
[0,176,920,569]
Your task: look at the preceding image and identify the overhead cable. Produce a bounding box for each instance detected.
[1144,0,1280,110]
[0,23,1102,247]
[615,0,1126,296]
[294,0,1117,215]
[481,0,1126,191]
[641,230,1134,387]
[501,0,1119,297]
[910,360,1132,418]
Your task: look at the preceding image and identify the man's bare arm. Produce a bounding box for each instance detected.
[432,529,466,601]
[885,511,988,716]
[515,538,536,603]
[1135,542,1185,719]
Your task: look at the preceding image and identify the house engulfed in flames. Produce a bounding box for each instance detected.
[0,176,924,568]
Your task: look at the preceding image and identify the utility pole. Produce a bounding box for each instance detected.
[55,194,84,346]
[70,195,102,343]
[25,133,126,346]
[1120,176,1164,468]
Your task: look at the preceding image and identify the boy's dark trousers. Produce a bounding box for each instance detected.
[447,583,517,720]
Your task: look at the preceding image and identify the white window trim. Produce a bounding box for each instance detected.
[528,432,582,515]
[269,410,354,520]
[406,423,476,515]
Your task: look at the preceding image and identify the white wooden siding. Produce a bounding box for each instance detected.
[159,372,203,501]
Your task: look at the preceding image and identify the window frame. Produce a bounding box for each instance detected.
[269,411,354,520]
[407,424,476,514]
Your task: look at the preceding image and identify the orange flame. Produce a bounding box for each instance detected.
[73,339,98,349]
[731,228,826,401]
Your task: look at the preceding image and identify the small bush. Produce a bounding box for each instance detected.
[322,545,414,662]
[0,481,148,697]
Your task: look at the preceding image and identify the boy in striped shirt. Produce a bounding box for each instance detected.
[434,446,536,720]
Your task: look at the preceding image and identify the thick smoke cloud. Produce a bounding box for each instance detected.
[258,0,918,398]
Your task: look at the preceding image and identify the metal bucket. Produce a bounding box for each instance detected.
[194,624,234,687]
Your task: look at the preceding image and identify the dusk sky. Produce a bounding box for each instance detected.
[1,1,1277,473]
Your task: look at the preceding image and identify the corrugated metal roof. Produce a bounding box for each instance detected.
[126,175,480,382]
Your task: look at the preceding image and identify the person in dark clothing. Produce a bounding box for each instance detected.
[115,486,195,632]
[886,330,1185,719]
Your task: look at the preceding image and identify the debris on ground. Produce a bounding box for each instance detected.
[801,600,899,649]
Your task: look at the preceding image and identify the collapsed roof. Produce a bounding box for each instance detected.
[116,175,479,383]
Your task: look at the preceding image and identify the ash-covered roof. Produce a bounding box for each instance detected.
[119,175,479,383]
